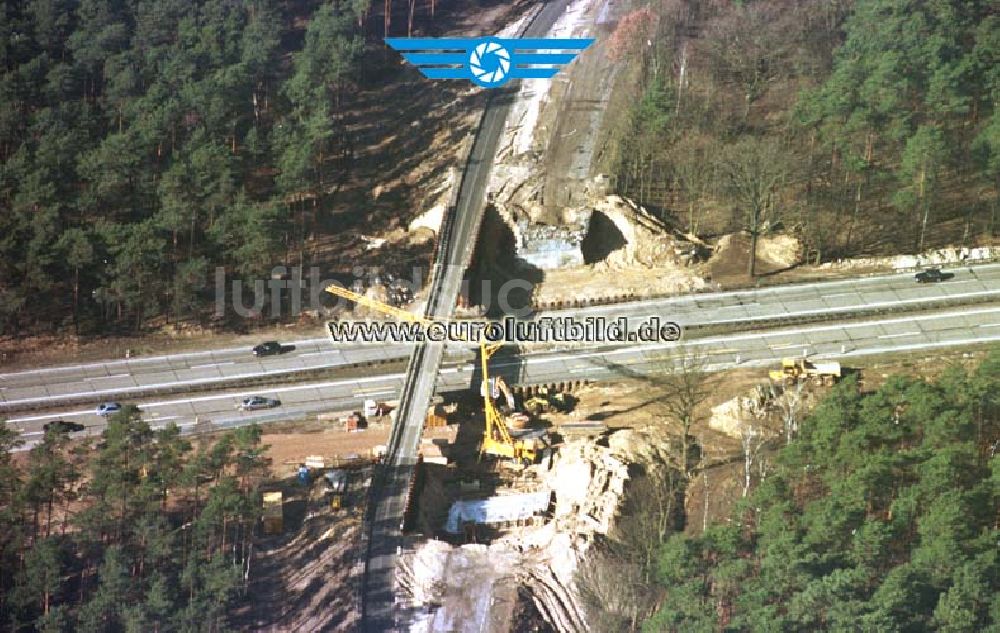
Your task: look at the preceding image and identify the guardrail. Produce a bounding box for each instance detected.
[531,258,1000,313]
[0,357,409,415]
[6,289,999,415]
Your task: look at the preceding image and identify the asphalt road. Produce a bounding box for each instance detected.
[3,264,999,411]
[10,304,1000,448]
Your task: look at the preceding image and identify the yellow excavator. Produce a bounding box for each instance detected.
[325,284,543,464]
[523,386,570,415]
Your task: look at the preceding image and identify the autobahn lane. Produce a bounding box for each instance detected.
[3,264,999,411]
[10,304,1000,449]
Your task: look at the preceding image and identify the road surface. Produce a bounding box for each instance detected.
[9,304,1000,446]
[3,264,999,411]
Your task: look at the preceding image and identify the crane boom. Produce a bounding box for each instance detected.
[324,284,540,463]
[325,284,433,325]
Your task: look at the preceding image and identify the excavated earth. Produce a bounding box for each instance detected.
[398,430,677,633]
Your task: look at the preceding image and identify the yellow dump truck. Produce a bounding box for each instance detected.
[769,358,841,385]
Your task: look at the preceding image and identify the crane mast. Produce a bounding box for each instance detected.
[325,284,540,463]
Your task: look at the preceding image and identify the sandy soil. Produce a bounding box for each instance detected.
[261,421,459,478]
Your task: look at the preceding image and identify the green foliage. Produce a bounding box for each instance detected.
[646,352,1000,630]
[608,0,997,259]
[0,409,269,629]
[0,0,372,335]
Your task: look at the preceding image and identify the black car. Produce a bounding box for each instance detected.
[252,341,283,356]
[915,268,954,283]
[43,420,86,434]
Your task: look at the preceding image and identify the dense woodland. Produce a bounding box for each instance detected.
[1,0,997,334]
[0,410,269,630]
[605,0,999,273]
[0,0,375,336]
[576,354,1000,631]
[643,357,1000,631]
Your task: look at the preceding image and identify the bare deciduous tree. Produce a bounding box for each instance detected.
[654,349,713,479]
[577,545,659,632]
[769,379,806,445]
[717,137,790,277]
[735,397,770,498]
[577,466,680,631]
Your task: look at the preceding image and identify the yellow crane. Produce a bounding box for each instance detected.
[325,284,542,464]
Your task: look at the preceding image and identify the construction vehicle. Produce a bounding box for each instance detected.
[486,376,517,412]
[523,386,571,415]
[325,284,545,465]
[769,358,841,385]
[479,343,545,464]
[324,469,349,510]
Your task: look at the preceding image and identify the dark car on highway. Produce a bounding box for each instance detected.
[238,396,282,411]
[252,341,284,357]
[43,420,86,434]
[915,268,954,283]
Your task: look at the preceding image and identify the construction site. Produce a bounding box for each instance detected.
[237,321,992,632]
[115,0,1000,626]
[1,0,998,629]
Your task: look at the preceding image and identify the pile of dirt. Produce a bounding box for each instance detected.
[708,389,770,439]
[820,245,1000,270]
[398,429,676,633]
[708,232,803,280]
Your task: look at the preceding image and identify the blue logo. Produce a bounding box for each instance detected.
[385,37,594,88]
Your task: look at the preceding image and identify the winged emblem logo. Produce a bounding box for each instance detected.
[385,37,595,88]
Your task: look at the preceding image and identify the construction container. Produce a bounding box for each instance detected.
[262,491,283,535]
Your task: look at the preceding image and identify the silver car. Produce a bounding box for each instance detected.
[238,396,281,411]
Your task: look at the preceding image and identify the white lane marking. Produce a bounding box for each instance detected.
[0,357,389,408]
[353,389,396,398]
[701,289,1000,325]
[298,352,329,357]
[0,338,331,378]
[878,331,920,339]
[817,334,1000,358]
[572,263,1000,316]
[7,263,1000,380]
[21,431,43,437]
[90,373,129,380]
[513,305,1000,367]
[5,371,406,424]
[10,305,1000,424]
[978,323,1000,328]
[191,362,235,369]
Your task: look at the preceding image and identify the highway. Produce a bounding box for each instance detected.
[9,304,1000,447]
[3,264,999,412]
